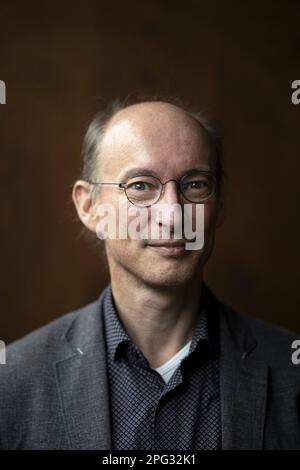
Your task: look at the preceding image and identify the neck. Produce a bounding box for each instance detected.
[110,271,203,368]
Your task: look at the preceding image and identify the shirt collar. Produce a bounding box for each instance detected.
[103,281,216,363]
[103,285,131,361]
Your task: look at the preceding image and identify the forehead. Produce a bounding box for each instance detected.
[99,103,212,178]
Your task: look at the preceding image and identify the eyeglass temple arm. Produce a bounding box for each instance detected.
[88,181,126,189]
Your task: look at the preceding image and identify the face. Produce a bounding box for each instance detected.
[85,103,222,288]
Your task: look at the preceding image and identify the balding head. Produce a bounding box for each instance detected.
[80,97,223,194]
[104,101,199,135]
[98,101,212,184]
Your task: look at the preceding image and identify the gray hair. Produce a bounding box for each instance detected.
[80,95,224,192]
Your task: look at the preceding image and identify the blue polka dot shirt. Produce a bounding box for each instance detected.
[103,282,222,450]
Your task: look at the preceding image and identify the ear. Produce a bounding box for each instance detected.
[72,180,99,233]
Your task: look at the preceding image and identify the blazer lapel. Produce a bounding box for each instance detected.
[218,303,269,450]
[55,291,112,449]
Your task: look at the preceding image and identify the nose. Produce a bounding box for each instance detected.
[159,180,182,205]
[152,180,183,238]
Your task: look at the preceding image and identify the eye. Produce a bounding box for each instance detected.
[191,181,206,188]
[131,181,148,191]
[183,180,208,190]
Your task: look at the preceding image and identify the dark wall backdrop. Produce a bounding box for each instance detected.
[0,0,299,343]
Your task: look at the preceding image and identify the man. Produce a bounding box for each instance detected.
[0,98,299,450]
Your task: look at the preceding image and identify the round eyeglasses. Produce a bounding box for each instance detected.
[89,171,216,207]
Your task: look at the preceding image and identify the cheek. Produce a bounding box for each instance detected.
[127,208,150,240]
[185,202,217,244]
[105,237,143,263]
[188,204,215,236]
[204,200,218,225]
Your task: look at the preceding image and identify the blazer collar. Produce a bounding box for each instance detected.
[55,287,112,450]
[209,289,269,450]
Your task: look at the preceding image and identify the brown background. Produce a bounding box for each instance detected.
[0,0,299,343]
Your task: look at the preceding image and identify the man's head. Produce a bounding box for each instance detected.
[73,97,225,288]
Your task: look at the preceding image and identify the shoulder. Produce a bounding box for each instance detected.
[0,296,103,388]
[216,296,300,370]
[4,301,95,366]
[219,296,298,341]
[0,294,107,448]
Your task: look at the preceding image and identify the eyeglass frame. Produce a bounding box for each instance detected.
[88,170,217,207]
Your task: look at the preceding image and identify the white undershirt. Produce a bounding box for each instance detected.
[152,340,192,384]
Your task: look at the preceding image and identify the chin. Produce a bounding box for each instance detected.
[139,267,198,288]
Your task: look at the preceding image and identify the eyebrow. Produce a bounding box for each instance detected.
[119,168,158,181]
[119,166,213,182]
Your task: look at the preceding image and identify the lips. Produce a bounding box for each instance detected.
[147,241,189,256]
[147,240,186,247]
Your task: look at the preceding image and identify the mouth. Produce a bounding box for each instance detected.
[147,241,190,256]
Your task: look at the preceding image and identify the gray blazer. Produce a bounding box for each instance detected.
[0,284,299,450]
